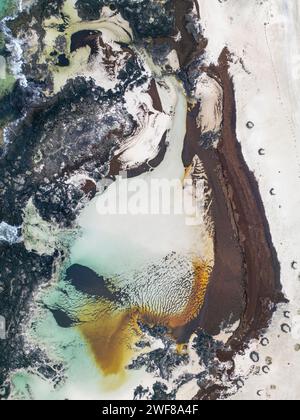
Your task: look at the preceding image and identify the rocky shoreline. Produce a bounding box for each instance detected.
[0,0,284,400]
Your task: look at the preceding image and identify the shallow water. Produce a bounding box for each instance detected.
[9,77,213,400]
[0,0,19,97]
[6,2,215,400]
[0,0,18,19]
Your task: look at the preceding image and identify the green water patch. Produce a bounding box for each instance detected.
[0,1,18,99]
[0,0,18,98]
[0,0,18,19]
[0,73,15,96]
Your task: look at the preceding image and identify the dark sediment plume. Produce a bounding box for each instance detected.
[168,0,284,400]
[210,49,284,351]
[0,0,285,400]
[66,264,116,300]
[70,30,101,53]
[166,0,245,342]
[108,131,168,178]
[149,0,207,70]
[193,384,228,401]
[147,79,163,113]
[193,0,200,19]
[173,0,205,67]
[178,111,246,340]
[56,53,70,67]
[186,50,284,399]
[49,308,75,328]
[81,179,97,199]
[109,130,169,178]
[126,130,169,178]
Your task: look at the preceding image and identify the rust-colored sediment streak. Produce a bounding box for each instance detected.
[164,261,212,329]
[179,104,246,342]
[164,0,284,400]
[215,49,283,349]
[78,0,282,397]
[78,261,212,376]
[173,260,211,327]
[188,50,284,399]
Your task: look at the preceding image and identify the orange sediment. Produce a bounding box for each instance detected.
[78,302,139,377]
[77,260,212,378]
[165,260,212,329]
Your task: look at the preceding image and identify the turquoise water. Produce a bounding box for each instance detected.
[0,0,18,97]
[0,0,18,19]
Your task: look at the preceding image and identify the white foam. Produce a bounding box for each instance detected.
[0,221,21,244]
[199,0,300,400]
[0,18,27,87]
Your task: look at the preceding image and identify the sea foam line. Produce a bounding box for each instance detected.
[0,221,22,244]
[0,12,28,87]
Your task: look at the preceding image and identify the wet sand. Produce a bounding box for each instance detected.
[3,0,286,400]
[191,52,283,398]
[61,1,284,396]
[167,0,284,399]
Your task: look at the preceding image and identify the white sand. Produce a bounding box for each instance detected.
[200,0,300,400]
